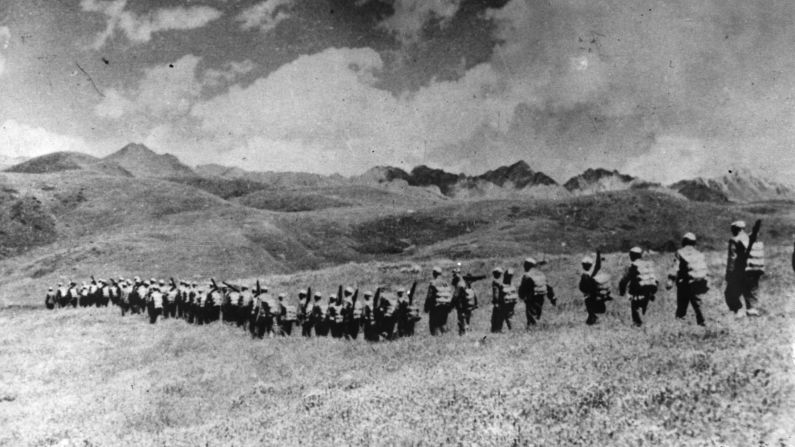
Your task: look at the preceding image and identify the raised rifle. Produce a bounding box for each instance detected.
[337,285,343,305]
[408,281,417,305]
[223,281,240,293]
[462,274,486,283]
[210,278,219,291]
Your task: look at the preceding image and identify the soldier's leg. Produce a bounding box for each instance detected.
[724,277,743,312]
[691,292,705,326]
[532,295,544,320]
[504,304,514,330]
[743,273,760,310]
[457,308,466,335]
[585,298,598,325]
[630,298,642,326]
[524,300,536,328]
[675,286,689,319]
[490,306,502,333]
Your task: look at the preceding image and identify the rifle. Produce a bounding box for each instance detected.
[223,281,240,293]
[305,287,313,314]
[462,274,487,283]
[591,250,602,277]
[407,281,417,305]
[256,280,263,297]
[373,287,381,310]
[747,219,762,253]
[91,275,97,285]
[170,277,177,290]
[337,285,343,305]
[210,278,219,291]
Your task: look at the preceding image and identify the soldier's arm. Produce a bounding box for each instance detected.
[618,267,631,296]
[423,285,433,313]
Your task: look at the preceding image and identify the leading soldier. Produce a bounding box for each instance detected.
[45,287,56,310]
[579,254,610,326]
[724,220,764,317]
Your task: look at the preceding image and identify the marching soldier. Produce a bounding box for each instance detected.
[148,281,164,324]
[45,287,56,310]
[299,289,313,337]
[67,282,79,308]
[278,294,297,336]
[519,258,555,328]
[579,253,610,326]
[490,267,503,333]
[424,266,454,335]
[118,280,132,316]
[618,247,658,327]
[378,289,399,340]
[341,287,362,340]
[79,282,90,308]
[499,269,519,331]
[455,275,479,335]
[668,232,708,326]
[724,220,764,317]
[328,294,345,339]
[311,292,329,336]
[361,290,379,341]
[395,284,419,337]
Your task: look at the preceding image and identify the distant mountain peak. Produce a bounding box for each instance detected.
[671,169,794,203]
[564,168,637,194]
[104,143,195,178]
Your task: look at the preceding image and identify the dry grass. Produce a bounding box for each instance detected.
[1,248,793,446]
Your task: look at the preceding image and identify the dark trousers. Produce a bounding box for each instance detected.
[330,322,345,338]
[676,286,705,325]
[630,296,650,326]
[364,321,379,341]
[148,305,161,324]
[491,304,515,332]
[457,308,472,335]
[280,321,293,336]
[429,306,450,335]
[724,273,761,312]
[345,319,361,340]
[301,321,313,337]
[524,295,544,327]
[380,316,396,340]
[585,297,605,325]
[397,317,415,337]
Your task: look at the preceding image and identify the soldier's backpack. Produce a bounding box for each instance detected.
[678,246,709,293]
[407,305,421,321]
[630,260,658,296]
[501,285,518,304]
[381,297,397,317]
[745,241,765,273]
[283,304,298,322]
[434,285,454,307]
[592,272,612,299]
[463,288,477,309]
[352,303,363,320]
[527,270,547,296]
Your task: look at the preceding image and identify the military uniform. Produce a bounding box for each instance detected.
[396,289,419,337]
[279,295,296,336]
[45,288,56,309]
[490,269,503,333]
[670,233,707,326]
[361,292,379,341]
[618,248,658,327]
[580,256,609,326]
[378,292,399,340]
[328,296,345,339]
[148,286,164,324]
[518,259,554,328]
[424,269,453,335]
[724,221,763,315]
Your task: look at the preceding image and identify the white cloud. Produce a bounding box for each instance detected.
[81,0,222,49]
[236,0,293,33]
[0,120,89,158]
[378,0,461,44]
[95,55,202,119]
[203,60,257,87]
[0,26,10,76]
[190,47,516,174]
[622,136,716,185]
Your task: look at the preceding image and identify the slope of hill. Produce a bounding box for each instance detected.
[4,152,132,177]
[564,168,642,195]
[671,169,795,203]
[103,143,196,178]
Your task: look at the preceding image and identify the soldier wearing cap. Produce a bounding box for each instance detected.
[724,220,762,317]
[667,232,707,326]
[361,290,380,341]
[328,294,345,339]
[579,254,607,325]
[45,287,56,310]
[148,281,164,324]
[455,274,479,335]
[311,292,329,336]
[396,286,420,337]
[341,286,362,340]
[299,289,313,337]
[519,257,555,329]
[424,266,453,335]
[618,247,658,327]
[277,293,297,336]
[490,267,504,333]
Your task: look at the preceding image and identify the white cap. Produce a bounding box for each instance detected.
[731,220,746,229]
[524,257,537,265]
[581,256,594,264]
[432,266,442,274]
[629,247,642,255]
[683,232,697,242]
[344,286,354,294]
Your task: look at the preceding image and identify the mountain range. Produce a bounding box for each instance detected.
[4,143,794,204]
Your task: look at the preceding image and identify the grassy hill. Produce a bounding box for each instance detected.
[1,248,792,446]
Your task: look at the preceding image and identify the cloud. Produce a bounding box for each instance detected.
[81,0,222,49]
[95,54,203,119]
[0,120,89,159]
[621,136,714,184]
[0,26,10,76]
[236,0,293,33]
[190,47,516,174]
[378,0,462,44]
[203,60,257,87]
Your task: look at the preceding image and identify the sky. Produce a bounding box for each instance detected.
[0,0,793,184]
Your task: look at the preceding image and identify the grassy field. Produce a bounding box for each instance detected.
[1,248,793,446]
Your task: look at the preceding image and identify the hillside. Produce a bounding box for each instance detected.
[4,151,132,177]
[1,249,793,445]
[103,143,196,178]
[670,169,795,203]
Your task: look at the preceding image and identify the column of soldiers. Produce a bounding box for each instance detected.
[44,220,770,336]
